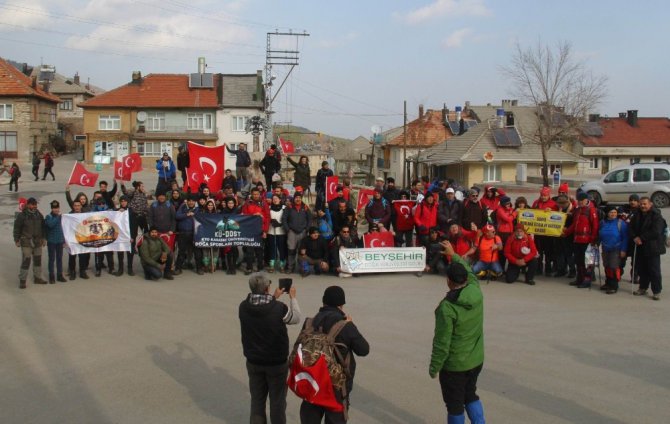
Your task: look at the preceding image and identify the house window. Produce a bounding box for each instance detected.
[0,104,13,120]
[483,164,501,182]
[147,112,165,131]
[654,157,662,162]
[232,116,248,132]
[137,141,162,156]
[228,143,237,157]
[50,108,56,122]
[589,158,599,169]
[187,113,213,130]
[393,149,399,163]
[99,115,121,130]
[0,131,18,154]
[59,99,73,110]
[94,141,115,157]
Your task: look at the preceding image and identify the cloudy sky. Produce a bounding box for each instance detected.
[2,0,668,139]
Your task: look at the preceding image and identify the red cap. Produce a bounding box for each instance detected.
[540,187,551,196]
[558,183,569,193]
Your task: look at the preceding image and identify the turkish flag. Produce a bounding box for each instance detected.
[122,153,143,173]
[356,188,375,213]
[136,232,176,251]
[278,137,295,153]
[325,176,339,203]
[393,200,416,232]
[287,347,343,412]
[187,141,225,192]
[68,162,99,187]
[363,231,395,248]
[113,161,132,181]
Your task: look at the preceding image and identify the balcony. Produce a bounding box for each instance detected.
[133,125,216,140]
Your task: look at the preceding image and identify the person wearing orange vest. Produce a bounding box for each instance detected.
[472,224,503,278]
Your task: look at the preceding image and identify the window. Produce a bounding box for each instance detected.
[232,116,248,132]
[187,113,213,131]
[50,108,56,122]
[0,131,18,154]
[0,104,12,120]
[589,158,599,169]
[604,169,629,183]
[654,168,670,182]
[633,168,652,182]
[483,164,501,182]
[94,141,115,157]
[147,112,165,131]
[393,149,399,163]
[137,141,162,156]
[99,115,121,130]
[227,143,237,157]
[654,157,662,162]
[59,99,73,110]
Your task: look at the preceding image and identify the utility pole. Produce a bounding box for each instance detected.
[265,30,310,151]
[402,100,407,188]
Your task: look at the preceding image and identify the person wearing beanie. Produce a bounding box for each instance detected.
[414,192,439,248]
[113,194,137,277]
[553,194,576,278]
[297,227,330,277]
[239,273,301,424]
[504,224,538,285]
[532,187,559,277]
[314,161,334,211]
[299,286,369,422]
[598,205,628,294]
[563,191,599,288]
[365,188,391,229]
[241,187,271,275]
[174,194,202,275]
[44,200,67,284]
[282,192,311,273]
[260,148,282,192]
[480,185,505,215]
[431,240,486,424]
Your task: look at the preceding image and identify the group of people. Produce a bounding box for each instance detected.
[2,152,55,193]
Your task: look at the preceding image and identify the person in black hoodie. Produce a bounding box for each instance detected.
[239,273,301,424]
[299,286,369,423]
[98,180,118,210]
[298,227,330,277]
[176,145,190,186]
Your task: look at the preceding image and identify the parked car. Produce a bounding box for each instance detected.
[580,162,670,208]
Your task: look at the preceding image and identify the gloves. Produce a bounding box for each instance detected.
[271,219,282,228]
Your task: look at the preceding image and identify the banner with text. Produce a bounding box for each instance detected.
[63,210,131,254]
[193,213,263,247]
[339,247,426,274]
[517,209,567,237]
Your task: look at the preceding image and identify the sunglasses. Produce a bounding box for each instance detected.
[341,230,350,233]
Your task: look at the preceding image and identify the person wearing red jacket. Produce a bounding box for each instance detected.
[241,187,270,275]
[532,186,559,276]
[445,223,479,264]
[504,224,538,285]
[414,193,439,247]
[563,192,599,288]
[480,185,506,218]
[495,196,517,270]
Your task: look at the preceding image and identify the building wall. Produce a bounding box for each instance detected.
[57,93,88,119]
[84,108,133,163]
[0,97,58,162]
[217,108,263,172]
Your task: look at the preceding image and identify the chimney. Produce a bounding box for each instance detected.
[31,76,37,88]
[419,104,424,120]
[501,99,511,109]
[618,112,626,118]
[442,103,447,123]
[74,72,80,85]
[464,100,471,110]
[511,99,518,106]
[588,114,600,123]
[627,110,638,127]
[131,71,142,82]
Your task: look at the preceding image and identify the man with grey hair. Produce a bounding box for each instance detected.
[239,273,301,424]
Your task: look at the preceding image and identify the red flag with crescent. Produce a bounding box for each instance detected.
[356,188,375,213]
[325,176,339,203]
[187,141,225,193]
[278,137,295,154]
[287,346,343,412]
[113,161,132,181]
[363,231,395,248]
[136,232,176,251]
[122,153,143,173]
[67,162,99,187]
[393,200,416,231]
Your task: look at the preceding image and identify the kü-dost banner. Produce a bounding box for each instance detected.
[339,247,426,274]
[62,210,131,254]
[194,213,263,247]
[516,209,567,237]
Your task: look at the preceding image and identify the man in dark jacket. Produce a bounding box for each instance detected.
[31,152,40,181]
[282,192,311,273]
[44,200,67,284]
[331,200,357,237]
[438,188,463,232]
[630,197,666,300]
[148,192,176,234]
[315,161,333,211]
[461,189,488,231]
[327,186,352,212]
[98,180,118,210]
[138,227,174,281]
[365,188,391,229]
[239,273,301,424]
[299,286,369,423]
[13,197,48,288]
[260,148,282,191]
[298,227,330,276]
[226,142,252,189]
[176,145,190,186]
[174,195,202,275]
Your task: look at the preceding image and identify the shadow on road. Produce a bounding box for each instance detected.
[352,385,429,424]
[147,342,248,423]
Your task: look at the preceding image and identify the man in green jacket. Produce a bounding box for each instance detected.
[139,227,174,281]
[13,197,48,289]
[430,240,485,424]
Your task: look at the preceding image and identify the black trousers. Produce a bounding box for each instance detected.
[439,364,483,416]
[68,253,90,273]
[246,361,288,424]
[636,254,662,294]
[505,258,537,283]
[176,232,201,269]
[245,245,265,270]
[32,166,39,180]
[42,167,55,180]
[300,391,347,424]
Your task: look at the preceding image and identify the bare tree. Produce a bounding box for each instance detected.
[501,40,607,186]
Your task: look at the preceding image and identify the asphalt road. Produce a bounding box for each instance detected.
[1,156,669,423]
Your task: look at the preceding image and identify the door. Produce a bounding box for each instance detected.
[602,157,610,174]
[601,168,630,203]
[632,167,653,197]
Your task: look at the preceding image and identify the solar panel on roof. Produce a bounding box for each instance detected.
[492,128,522,147]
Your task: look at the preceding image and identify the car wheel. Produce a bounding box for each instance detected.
[588,191,602,206]
[651,192,669,208]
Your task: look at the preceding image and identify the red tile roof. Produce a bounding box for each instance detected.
[582,117,670,147]
[386,109,451,147]
[80,74,219,108]
[0,57,61,103]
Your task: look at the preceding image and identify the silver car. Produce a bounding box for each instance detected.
[580,163,670,208]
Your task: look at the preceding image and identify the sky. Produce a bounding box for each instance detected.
[2,0,669,139]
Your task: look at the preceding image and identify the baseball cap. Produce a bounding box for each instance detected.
[445,188,455,194]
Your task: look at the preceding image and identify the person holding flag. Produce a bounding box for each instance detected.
[286,155,311,194]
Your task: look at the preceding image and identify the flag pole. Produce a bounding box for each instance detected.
[67,161,78,185]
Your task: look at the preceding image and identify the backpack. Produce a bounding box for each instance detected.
[662,217,670,249]
[287,318,350,412]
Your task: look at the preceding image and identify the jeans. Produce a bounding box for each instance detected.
[472,260,503,274]
[47,242,64,277]
[246,361,288,424]
[142,253,173,280]
[439,364,483,415]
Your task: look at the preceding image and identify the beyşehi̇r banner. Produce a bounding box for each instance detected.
[339,247,426,274]
[194,213,263,247]
[62,210,131,254]
[516,209,567,237]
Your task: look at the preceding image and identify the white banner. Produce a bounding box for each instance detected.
[62,211,131,254]
[339,247,426,274]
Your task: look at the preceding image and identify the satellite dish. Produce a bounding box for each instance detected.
[371,125,382,135]
[137,111,147,122]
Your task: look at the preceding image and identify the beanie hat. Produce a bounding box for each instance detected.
[500,196,511,205]
[540,186,551,197]
[447,263,468,284]
[323,286,346,307]
[629,194,640,201]
[515,223,526,232]
[558,183,569,193]
[604,205,618,214]
[577,192,588,201]
[484,224,495,233]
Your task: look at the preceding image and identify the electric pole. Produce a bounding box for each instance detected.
[403,100,407,188]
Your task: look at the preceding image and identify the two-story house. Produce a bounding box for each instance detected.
[80,71,219,168]
[0,57,60,162]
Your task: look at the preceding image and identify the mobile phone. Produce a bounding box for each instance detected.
[278,278,293,292]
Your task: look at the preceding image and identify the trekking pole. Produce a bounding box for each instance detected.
[631,244,638,295]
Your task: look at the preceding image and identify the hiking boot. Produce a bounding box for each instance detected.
[577,282,591,289]
[49,275,56,284]
[173,268,182,276]
[600,285,609,291]
[34,277,48,285]
[196,267,205,275]
[633,289,648,296]
[267,260,275,273]
[606,288,618,295]
[476,270,487,279]
[114,269,123,277]
[69,270,76,281]
[79,271,89,279]
[127,267,135,276]
[569,280,579,286]
[652,294,661,301]
[244,268,253,276]
[163,273,174,281]
[95,269,102,277]
[339,272,352,278]
[19,280,26,289]
[567,270,576,279]
[526,280,536,286]
[57,274,67,283]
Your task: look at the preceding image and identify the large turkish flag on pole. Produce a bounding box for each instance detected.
[325,176,339,203]
[67,162,99,187]
[278,137,295,154]
[186,141,225,192]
